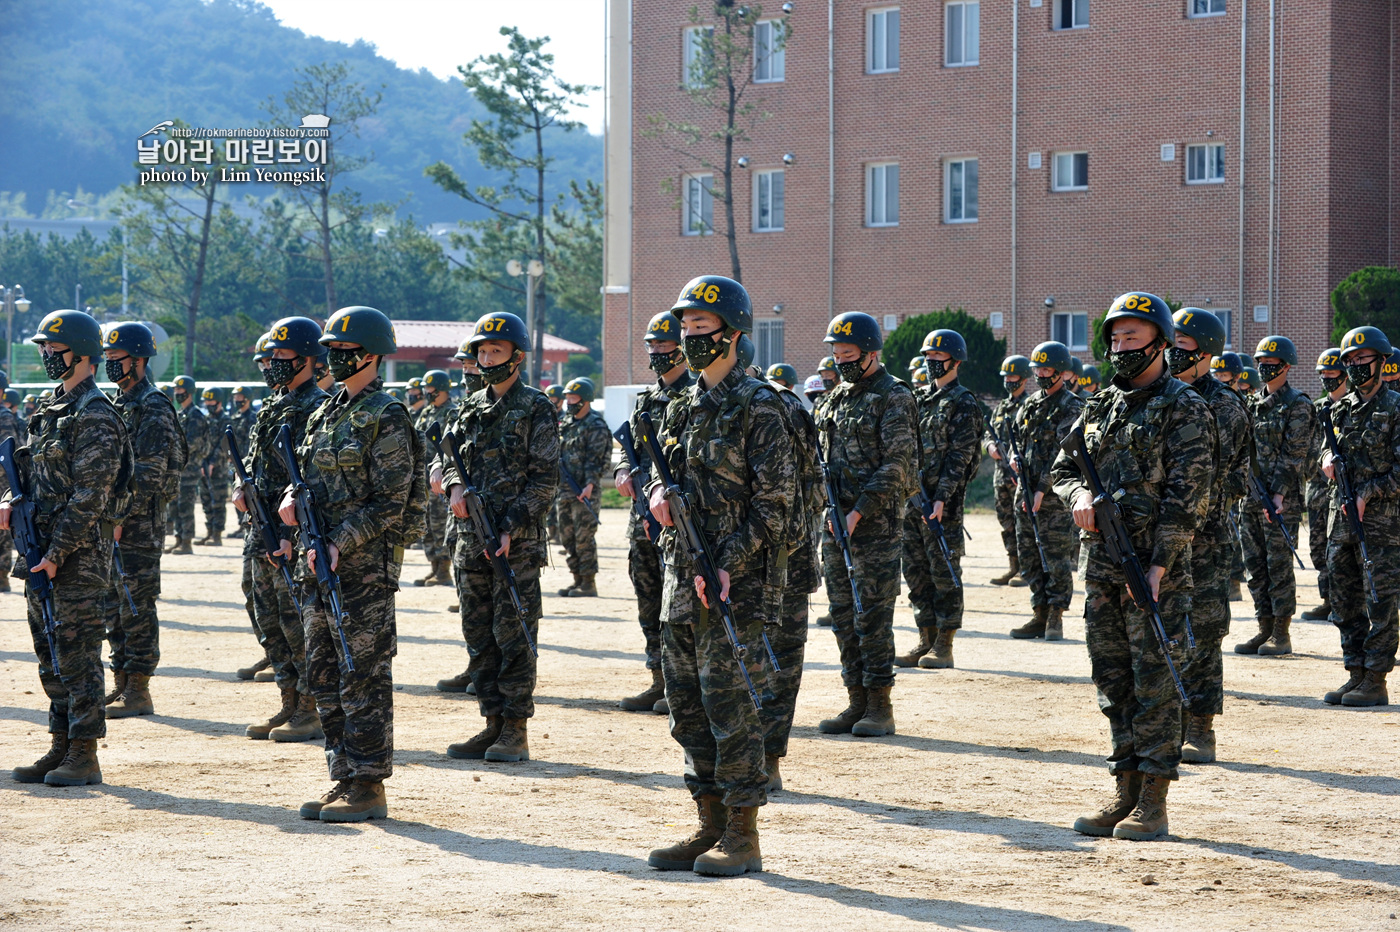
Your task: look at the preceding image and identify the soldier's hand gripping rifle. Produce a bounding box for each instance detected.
[112,539,139,617]
[226,427,302,613]
[433,425,538,658]
[274,424,354,674]
[0,437,60,675]
[559,463,600,522]
[613,422,663,544]
[1060,426,1190,706]
[1318,405,1379,603]
[817,425,865,615]
[637,412,767,711]
[1005,426,1051,577]
[1247,436,1307,570]
[910,489,962,589]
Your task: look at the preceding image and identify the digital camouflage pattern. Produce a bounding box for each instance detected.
[173,402,213,540]
[199,405,233,535]
[1242,381,1315,621]
[1016,385,1084,610]
[1051,370,1214,779]
[0,401,25,578]
[556,408,611,578]
[984,391,1027,560]
[1306,394,1337,603]
[414,399,454,564]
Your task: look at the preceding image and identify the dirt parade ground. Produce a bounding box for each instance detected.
[2,509,1398,931]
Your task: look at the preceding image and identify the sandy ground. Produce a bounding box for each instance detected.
[2,509,1398,931]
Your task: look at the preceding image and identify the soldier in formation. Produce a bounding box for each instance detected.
[413,369,455,588]
[166,375,212,555]
[1301,348,1346,623]
[985,355,1030,587]
[197,388,233,546]
[555,377,610,598]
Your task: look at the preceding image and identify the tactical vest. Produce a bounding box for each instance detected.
[28,383,136,532]
[121,381,187,503]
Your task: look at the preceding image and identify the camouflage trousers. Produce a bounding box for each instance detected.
[240,549,258,642]
[29,583,108,740]
[1306,482,1331,602]
[628,534,665,669]
[1182,525,1233,715]
[994,471,1017,559]
[250,543,306,691]
[104,544,161,675]
[1241,505,1301,620]
[199,469,230,535]
[0,528,12,577]
[823,524,901,690]
[1015,494,1076,610]
[303,582,397,782]
[902,503,965,631]
[455,539,544,720]
[421,489,450,564]
[557,495,599,578]
[173,470,202,540]
[762,575,810,761]
[1327,539,1400,673]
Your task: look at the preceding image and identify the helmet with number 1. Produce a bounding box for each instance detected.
[921,329,968,361]
[1253,335,1298,366]
[264,316,327,358]
[1101,291,1176,347]
[671,275,752,332]
[468,311,530,354]
[422,369,453,395]
[1339,326,1393,362]
[1000,355,1031,380]
[1212,351,1244,376]
[564,377,596,403]
[319,306,397,354]
[645,311,683,343]
[1173,308,1226,357]
[32,309,104,358]
[103,321,158,358]
[823,312,883,352]
[545,384,566,400]
[1316,347,1342,371]
[1030,341,1074,373]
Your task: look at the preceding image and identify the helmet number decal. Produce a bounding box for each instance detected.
[340,315,350,332]
[1032,351,1048,363]
[48,319,62,333]
[829,321,853,336]
[1265,340,1278,351]
[275,326,289,341]
[479,317,504,333]
[1179,312,1193,325]
[689,283,721,304]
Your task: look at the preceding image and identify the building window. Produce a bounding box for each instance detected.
[1051,312,1089,352]
[755,319,785,371]
[1186,143,1226,184]
[754,19,786,82]
[683,174,714,236]
[867,7,900,73]
[945,2,980,66]
[1213,309,1233,348]
[684,25,714,86]
[945,158,979,222]
[1054,0,1089,29]
[1052,151,1088,191]
[754,169,785,232]
[1190,0,1226,16]
[866,163,900,227]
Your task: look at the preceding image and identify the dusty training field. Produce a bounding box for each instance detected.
[1,510,1398,931]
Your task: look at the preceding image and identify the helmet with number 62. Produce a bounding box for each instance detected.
[1101,291,1176,347]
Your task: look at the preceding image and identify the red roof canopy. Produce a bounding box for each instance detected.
[391,320,588,369]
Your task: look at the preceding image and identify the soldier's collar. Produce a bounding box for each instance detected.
[50,375,99,410]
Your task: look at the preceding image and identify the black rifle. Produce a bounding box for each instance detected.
[226,427,302,614]
[817,425,865,615]
[559,463,600,522]
[910,489,962,589]
[112,539,139,617]
[1318,405,1379,602]
[434,425,538,657]
[1004,426,1050,577]
[637,412,769,711]
[1060,426,1190,706]
[1247,437,1306,570]
[613,422,662,543]
[0,437,60,675]
[274,424,354,674]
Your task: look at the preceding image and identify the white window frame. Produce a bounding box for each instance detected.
[1185,143,1226,184]
[1213,309,1233,349]
[866,162,900,227]
[1053,0,1089,30]
[1052,151,1089,191]
[1189,0,1226,17]
[754,319,785,372]
[945,2,980,67]
[753,168,785,232]
[684,25,714,87]
[867,7,901,74]
[1051,312,1089,352]
[683,174,714,236]
[944,157,979,223]
[754,19,786,83]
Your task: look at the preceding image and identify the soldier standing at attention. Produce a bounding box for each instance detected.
[1081,364,1102,396]
[555,377,610,598]
[165,375,211,555]
[237,335,279,681]
[197,388,233,546]
[544,383,566,546]
[1301,348,1346,623]
[1235,336,1315,657]
[437,331,486,628]
[896,329,983,669]
[1211,352,1244,390]
[101,322,185,721]
[1054,292,1212,842]
[7,310,129,787]
[0,373,24,591]
[279,306,424,823]
[227,386,257,541]
[405,378,425,415]
[986,355,1031,586]
[413,369,455,588]
[1319,327,1400,707]
[442,312,557,764]
[644,275,794,876]
[615,311,692,713]
[1167,309,1249,764]
[815,312,918,739]
[1211,350,1248,602]
[1009,341,1084,641]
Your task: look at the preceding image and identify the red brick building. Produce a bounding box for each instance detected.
[602,0,1399,385]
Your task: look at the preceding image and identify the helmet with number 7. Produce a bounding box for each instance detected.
[468,311,531,354]
[823,312,884,352]
[1101,291,1176,348]
[1172,308,1226,357]
[671,275,752,332]
[319,306,397,355]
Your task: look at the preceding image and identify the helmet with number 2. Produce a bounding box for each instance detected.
[823,312,884,352]
[1101,292,1176,348]
[671,275,752,332]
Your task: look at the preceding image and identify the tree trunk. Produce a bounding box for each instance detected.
[722,14,742,283]
[185,184,217,375]
[532,119,548,387]
[319,184,337,317]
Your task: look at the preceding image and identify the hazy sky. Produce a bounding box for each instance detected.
[260,0,607,133]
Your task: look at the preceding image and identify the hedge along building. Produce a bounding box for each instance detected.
[602,0,1400,385]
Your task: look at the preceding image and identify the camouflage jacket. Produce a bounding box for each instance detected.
[625,370,693,541]
[203,408,233,469]
[113,375,185,547]
[558,409,612,497]
[1018,385,1084,498]
[229,406,257,453]
[917,378,985,507]
[248,379,329,538]
[1306,394,1342,509]
[818,367,919,534]
[1325,386,1400,547]
[6,376,127,587]
[1051,370,1213,579]
[0,402,27,497]
[177,402,213,476]
[1190,375,1251,535]
[414,399,454,449]
[773,384,824,593]
[983,390,1027,482]
[1248,381,1315,505]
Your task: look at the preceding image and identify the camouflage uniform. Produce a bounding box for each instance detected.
[228,403,257,541]
[106,376,184,677]
[293,377,423,783]
[1016,386,1084,611]
[984,390,1027,562]
[199,406,233,537]
[556,409,611,580]
[414,400,454,565]
[818,367,919,691]
[1306,395,1335,605]
[0,402,26,580]
[1241,382,1314,621]
[649,365,794,808]
[8,376,127,743]
[173,402,212,541]
[1051,371,1213,779]
[444,381,558,720]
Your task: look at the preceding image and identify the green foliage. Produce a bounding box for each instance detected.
[1330,266,1400,346]
[883,309,1007,397]
[562,353,600,384]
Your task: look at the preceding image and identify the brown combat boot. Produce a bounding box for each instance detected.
[1234,617,1272,654]
[435,668,472,692]
[851,686,896,737]
[485,718,529,762]
[269,694,324,742]
[894,628,934,667]
[765,755,783,793]
[210,529,222,546]
[648,795,728,870]
[319,780,388,822]
[990,554,1020,586]
[171,537,194,555]
[918,629,955,669]
[107,673,154,718]
[447,716,503,760]
[1113,773,1171,840]
[1010,604,1048,639]
[652,695,669,715]
[1323,667,1365,705]
[246,683,298,739]
[1300,600,1332,621]
[1341,670,1389,707]
[1181,713,1217,763]
[558,573,580,597]
[1044,606,1065,641]
[1257,616,1293,656]
[1227,578,1243,601]
[694,805,762,876]
[565,575,598,597]
[104,670,128,706]
[817,686,867,734]
[253,667,276,682]
[432,558,453,585]
[43,738,102,786]
[0,574,8,592]
[1072,771,1142,836]
[236,656,270,681]
[300,778,352,819]
[621,667,666,711]
[414,558,444,587]
[12,733,69,783]
[195,532,213,545]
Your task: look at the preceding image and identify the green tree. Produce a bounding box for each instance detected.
[1331,266,1400,346]
[883,309,1006,397]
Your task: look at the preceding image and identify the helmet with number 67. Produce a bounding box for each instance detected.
[468,311,530,354]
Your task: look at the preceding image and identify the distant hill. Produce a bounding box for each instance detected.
[0,0,602,220]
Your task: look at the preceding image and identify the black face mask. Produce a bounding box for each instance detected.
[1346,359,1377,391]
[1257,362,1286,385]
[1035,374,1060,392]
[174,390,190,405]
[682,329,728,372]
[261,367,278,388]
[1166,348,1202,376]
[327,347,371,382]
[1108,342,1162,381]
[267,357,304,388]
[1003,378,1022,396]
[821,377,837,392]
[461,371,485,393]
[480,354,518,386]
[1320,375,1344,393]
[105,356,132,383]
[565,401,584,417]
[648,349,681,376]
[837,354,870,384]
[43,348,74,381]
[927,359,951,380]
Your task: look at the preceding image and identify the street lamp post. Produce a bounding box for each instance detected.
[506,258,546,385]
[4,284,32,377]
